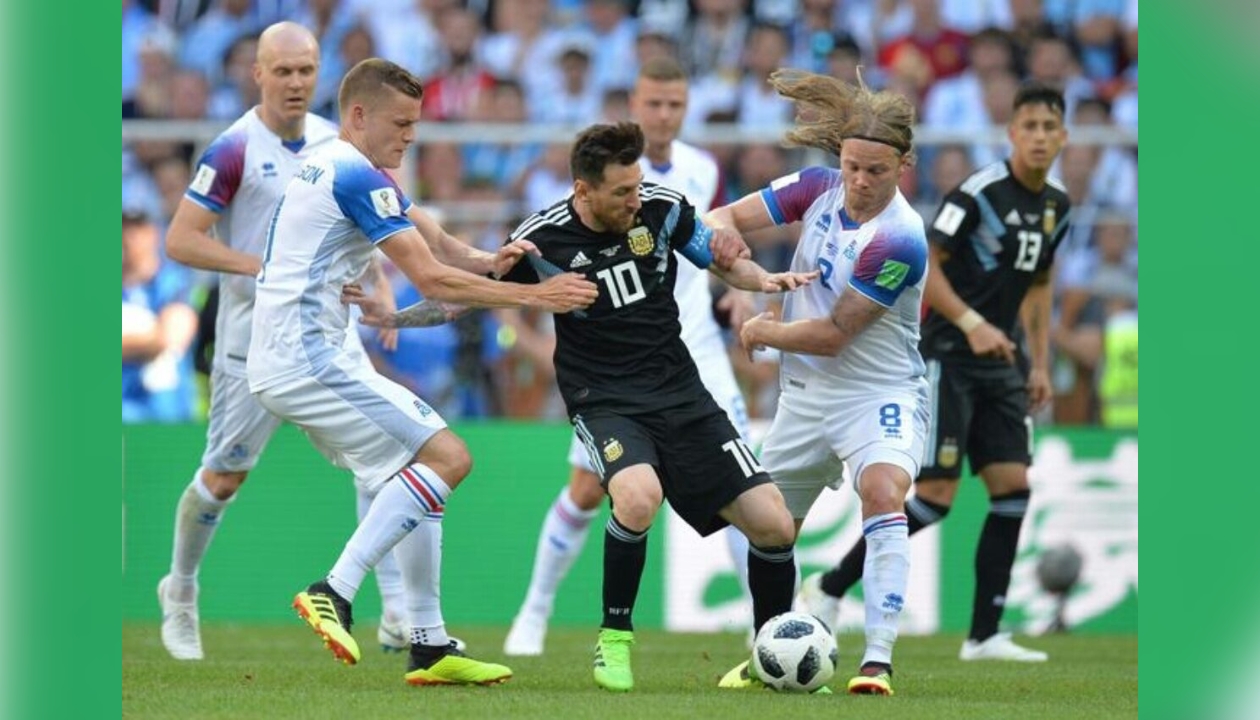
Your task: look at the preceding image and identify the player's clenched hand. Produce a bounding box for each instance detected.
[760,269,820,293]
[341,282,397,328]
[739,309,777,362]
[709,227,751,270]
[531,273,599,313]
[964,322,1017,364]
[1027,367,1052,411]
[493,239,541,279]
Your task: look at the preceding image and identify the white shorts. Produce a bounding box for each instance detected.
[200,367,283,473]
[761,369,930,519]
[254,351,447,494]
[567,347,751,472]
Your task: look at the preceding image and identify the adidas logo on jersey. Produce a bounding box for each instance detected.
[1004,209,1022,226]
[570,251,592,268]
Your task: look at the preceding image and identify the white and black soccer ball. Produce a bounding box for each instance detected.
[751,611,838,693]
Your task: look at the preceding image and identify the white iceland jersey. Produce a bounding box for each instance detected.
[185,109,338,377]
[640,140,723,353]
[248,139,415,392]
[759,166,928,385]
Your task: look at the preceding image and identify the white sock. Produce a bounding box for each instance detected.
[396,516,449,647]
[860,512,910,667]
[357,486,404,618]
[328,463,450,603]
[519,488,599,618]
[168,469,231,604]
[723,526,751,597]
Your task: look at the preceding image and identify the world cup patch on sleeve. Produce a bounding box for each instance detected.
[190,164,217,195]
[371,187,401,218]
[875,259,910,290]
[932,202,966,236]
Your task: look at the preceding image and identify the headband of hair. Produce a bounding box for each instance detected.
[843,134,910,154]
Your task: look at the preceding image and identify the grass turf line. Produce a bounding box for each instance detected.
[123,625,1137,720]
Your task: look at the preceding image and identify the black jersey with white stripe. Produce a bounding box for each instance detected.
[920,161,1072,364]
[501,182,711,414]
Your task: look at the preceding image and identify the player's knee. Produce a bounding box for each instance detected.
[568,470,606,510]
[201,469,247,501]
[914,477,958,507]
[609,488,659,530]
[746,512,796,548]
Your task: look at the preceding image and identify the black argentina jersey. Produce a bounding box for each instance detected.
[921,161,1071,364]
[501,183,710,414]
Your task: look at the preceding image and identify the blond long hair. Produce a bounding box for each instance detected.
[769,69,916,161]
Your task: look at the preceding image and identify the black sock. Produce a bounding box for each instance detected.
[602,515,648,631]
[747,543,796,635]
[970,489,1030,642]
[820,495,950,598]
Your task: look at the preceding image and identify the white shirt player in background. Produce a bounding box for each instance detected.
[248,58,595,680]
[501,57,759,657]
[155,22,361,661]
[709,70,929,697]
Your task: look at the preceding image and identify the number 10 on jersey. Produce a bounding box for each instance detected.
[595,261,646,308]
[723,439,765,478]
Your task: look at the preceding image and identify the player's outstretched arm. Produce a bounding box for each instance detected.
[166,199,263,276]
[343,281,469,328]
[738,289,885,361]
[378,228,598,313]
[709,257,819,294]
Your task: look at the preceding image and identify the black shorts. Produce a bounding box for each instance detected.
[571,392,771,537]
[922,357,1032,480]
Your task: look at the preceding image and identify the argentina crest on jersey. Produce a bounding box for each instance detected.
[628,226,653,256]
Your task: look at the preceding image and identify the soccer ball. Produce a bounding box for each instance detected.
[751,611,838,692]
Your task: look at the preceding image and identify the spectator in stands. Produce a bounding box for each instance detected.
[418,142,466,203]
[179,0,258,85]
[787,0,849,74]
[688,23,793,130]
[424,8,496,122]
[481,0,567,110]
[878,0,971,97]
[532,40,603,125]
[208,33,261,120]
[367,0,443,81]
[1026,32,1095,117]
[295,0,358,116]
[1052,212,1137,424]
[601,88,633,123]
[939,0,1014,35]
[682,0,750,81]
[635,25,680,67]
[122,209,199,423]
[123,0,168,105]
[312,24,375,116]
[924,144,974,208]
[463,78,544,193]
[825,34,863,84]
[1071,0,1126,81]
[579,0,639,94]
[516,142,573,211]
[923,28,1017,143]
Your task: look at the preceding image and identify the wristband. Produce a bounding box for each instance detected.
[954,308,985,334]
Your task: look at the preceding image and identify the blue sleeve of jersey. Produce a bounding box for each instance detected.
[331,161,414,244]
[185,129,247,213]
[848,227,928,308]
[758,166,840,225]
[678,219,715,269]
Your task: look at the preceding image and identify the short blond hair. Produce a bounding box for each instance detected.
[338,58,423,116]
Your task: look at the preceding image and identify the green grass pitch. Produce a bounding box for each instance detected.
[123,624,1137,719]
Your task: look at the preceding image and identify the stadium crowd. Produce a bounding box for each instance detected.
[122,0,1137,428]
